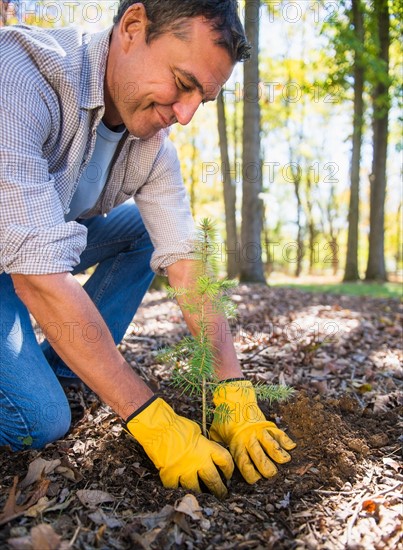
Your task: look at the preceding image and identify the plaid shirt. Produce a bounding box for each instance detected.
[0,25,196,276]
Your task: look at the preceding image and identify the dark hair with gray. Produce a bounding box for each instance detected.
[113,0,251,62]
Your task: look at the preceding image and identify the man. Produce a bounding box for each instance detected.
[0,0,295,498]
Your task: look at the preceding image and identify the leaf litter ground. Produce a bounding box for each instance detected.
[0,285,402,549]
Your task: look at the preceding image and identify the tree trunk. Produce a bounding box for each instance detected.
[217,91,238,278]
[365,0,390,281]
[344,0,365,281]
[294,177,304,278]
[263,220,272,276]
[305,172,317,275]
[240,0,265,283]
[328,180,340,276]
[395,203,402,275]
[1,1,9,25]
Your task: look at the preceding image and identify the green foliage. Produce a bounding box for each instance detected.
[253,383,295,404]
[322,0,398,107]
[159,219,294,435]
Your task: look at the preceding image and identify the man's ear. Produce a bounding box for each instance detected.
[117,3,148,52]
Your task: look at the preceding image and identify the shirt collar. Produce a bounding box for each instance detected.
[80,26,113,110]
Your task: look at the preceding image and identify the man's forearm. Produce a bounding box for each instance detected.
[11,272,153,420]
[167,260,244,381]
[182,308,244,380]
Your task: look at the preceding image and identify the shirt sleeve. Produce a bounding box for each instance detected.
[134,134,197,276]
[0,66,87,275]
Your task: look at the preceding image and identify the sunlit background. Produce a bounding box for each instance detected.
[1,0,401,290]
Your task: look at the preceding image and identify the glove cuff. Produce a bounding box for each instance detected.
[124,394,159,425]
[124,397,180,463]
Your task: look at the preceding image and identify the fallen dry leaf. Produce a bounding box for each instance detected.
[130,528,162,549]
[294,462,315,476]
[361,499,381,522]
[24,496,56,518]
[45,496,75,514]
[172,512,192,536]
[23,479,51,511]
[0,477,49,526]
[88,508,124,529]
[382,457,402,472]
[8,523,69,550]
[76,489,115,509]
[54,466,77,482]
[31,524,61,550]
[137,504,175,530]
[174,494,203,521]
[362,499,378,514]
[54,457,83,483]
[0,477,22,526]
[19,459,61,490]
[7,535,32,550]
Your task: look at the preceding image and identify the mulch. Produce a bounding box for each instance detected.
[0,284,402,549]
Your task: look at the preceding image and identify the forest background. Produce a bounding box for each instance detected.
[1,0,402,292]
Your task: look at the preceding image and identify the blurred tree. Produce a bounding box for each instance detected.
[325,178,342,276]
[325,0,397,281]
[365,0,391,281]
[240,0,266,282]
[305,172,320,274]
[0,1,8,25]
[323,0,366,281]
[393,203,402,275]
[217,90,238,278]
[344,0,365,281]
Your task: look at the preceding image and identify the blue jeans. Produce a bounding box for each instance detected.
[0,201,154,450]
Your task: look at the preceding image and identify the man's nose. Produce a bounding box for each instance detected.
[172,97,201,126]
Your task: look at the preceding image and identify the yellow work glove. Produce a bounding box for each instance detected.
[209,380,296,484]
[125,396,234,498]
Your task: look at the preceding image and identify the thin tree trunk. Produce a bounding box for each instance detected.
[294,177,304,277]
[263,215,272,275]
[395,203,402,275]
[233,91,240,185]
[1,1,9,25]
[240,0,265,283]
[365,0,390,281]
[305,173,317,274]
[328,180,340,276]
[217,91,238,278]
[344,0,365,281]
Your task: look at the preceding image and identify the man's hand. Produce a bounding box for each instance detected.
[125,396,234,498]
[209,380,296,484]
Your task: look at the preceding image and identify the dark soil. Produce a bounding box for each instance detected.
[0,285,402,549]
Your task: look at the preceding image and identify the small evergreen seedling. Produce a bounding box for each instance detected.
[160,219,294,437]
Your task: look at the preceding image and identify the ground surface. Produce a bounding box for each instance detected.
[0,285,402,549]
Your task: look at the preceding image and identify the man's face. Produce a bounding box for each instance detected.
[105,10,234,139]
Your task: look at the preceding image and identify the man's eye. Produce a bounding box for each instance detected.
[176,78,191,92]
